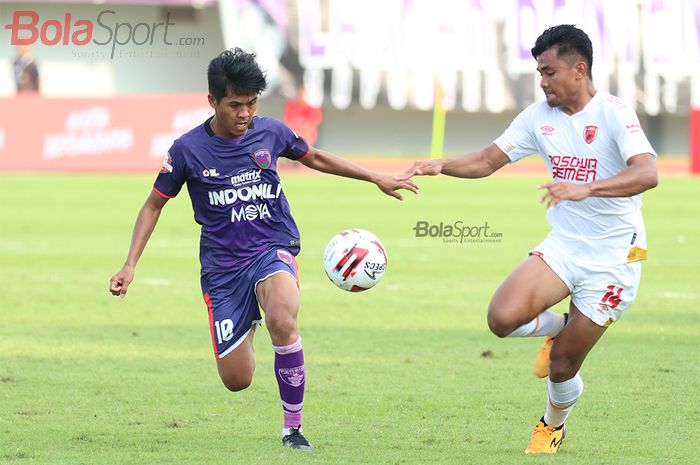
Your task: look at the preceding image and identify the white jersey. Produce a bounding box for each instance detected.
[494,91,656,265]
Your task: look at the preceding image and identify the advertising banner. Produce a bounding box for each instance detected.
[0,94,210,171]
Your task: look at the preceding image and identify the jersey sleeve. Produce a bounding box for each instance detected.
[153,141,188,198]
[278,121,311,160]
[611,106,657,162]
[493,105,539,162]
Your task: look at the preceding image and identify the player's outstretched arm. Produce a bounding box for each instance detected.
[539,153,658,208]
[109,190,169,298]
[397,143,509,180]
[298,146,419,200]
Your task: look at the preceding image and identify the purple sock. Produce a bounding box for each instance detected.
[273,336,305,430]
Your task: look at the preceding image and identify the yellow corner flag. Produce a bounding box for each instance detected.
[430,81,446,159]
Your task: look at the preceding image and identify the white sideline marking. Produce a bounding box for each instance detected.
[142,278,173,287]
[656,291,696,300]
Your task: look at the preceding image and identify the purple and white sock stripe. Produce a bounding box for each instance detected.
[273,336,306,429]
[273,336,303,355]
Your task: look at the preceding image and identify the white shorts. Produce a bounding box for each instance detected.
[531,233,642,327]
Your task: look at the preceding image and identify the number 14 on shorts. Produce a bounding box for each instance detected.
[601,285,623,308]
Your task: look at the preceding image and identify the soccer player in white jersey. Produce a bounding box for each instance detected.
[398,24,658,454]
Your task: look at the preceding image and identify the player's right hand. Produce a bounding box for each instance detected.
[109,266,135,298]
[374,175,419,200]
[396,159,444,180]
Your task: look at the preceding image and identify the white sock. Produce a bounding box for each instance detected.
[283,425,302,436]
[544,373,584,427]
[507,311,566,338]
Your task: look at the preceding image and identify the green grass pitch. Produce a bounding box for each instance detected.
[1,173,698,464]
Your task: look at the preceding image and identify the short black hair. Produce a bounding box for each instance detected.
[208,48,268,101]
[531,24,593,78]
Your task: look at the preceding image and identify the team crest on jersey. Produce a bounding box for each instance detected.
[160,153,173,173]
[584,125,598,144]
[277,249,294,265]
[253,148,272,169]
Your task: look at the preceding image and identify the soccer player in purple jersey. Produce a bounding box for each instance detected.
[109,48,418,450]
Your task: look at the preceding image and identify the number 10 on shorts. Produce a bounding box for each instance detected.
[214,319,234,343]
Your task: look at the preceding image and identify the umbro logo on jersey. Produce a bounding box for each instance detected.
[584,125,598,144]
[540,125,555,135]
[202,168,220,177]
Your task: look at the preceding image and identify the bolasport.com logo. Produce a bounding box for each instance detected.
[2,10,205,59]
[413,220,503,244]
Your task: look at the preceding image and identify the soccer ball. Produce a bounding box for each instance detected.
[322,229,387,292]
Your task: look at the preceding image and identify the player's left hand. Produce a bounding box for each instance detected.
[109,265,135,298]
[538,182,592,208]
[376,175,419,200]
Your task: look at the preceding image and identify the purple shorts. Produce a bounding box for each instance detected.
[201,248,298,359]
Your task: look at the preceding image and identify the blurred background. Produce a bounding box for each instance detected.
[0,0,698,170]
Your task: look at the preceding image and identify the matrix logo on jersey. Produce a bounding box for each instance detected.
[230,169,261,187]
[253,148,272,169]
[549,155,598,182]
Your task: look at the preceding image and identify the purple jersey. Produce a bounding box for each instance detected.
[153,115,310,272]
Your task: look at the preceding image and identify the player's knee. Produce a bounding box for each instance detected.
[218,356,255,392]
[221,371,254,392]
[486,305,514,338]
[265,313,298,341]
[223,379,251,392]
